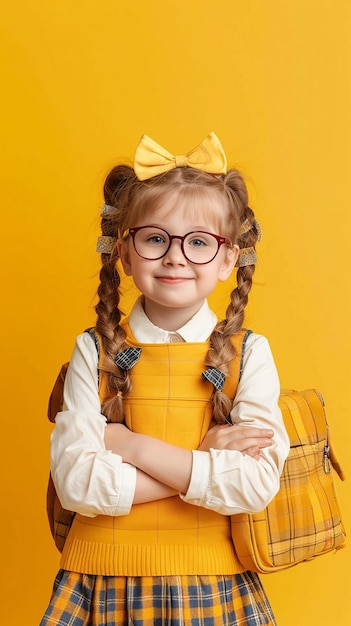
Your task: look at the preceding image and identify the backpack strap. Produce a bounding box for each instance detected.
[239,329,253,382]
[47,328,101,423]
[84,327,100,358]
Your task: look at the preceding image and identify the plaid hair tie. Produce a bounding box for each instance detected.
[114,347,142,370]
[202,367,226,391]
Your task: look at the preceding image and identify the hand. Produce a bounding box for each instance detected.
[198,424,274,460]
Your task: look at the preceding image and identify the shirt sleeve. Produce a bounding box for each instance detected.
[50,332,136,518]
[181,333,290,515]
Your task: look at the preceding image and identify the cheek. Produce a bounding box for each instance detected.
[197,267,221,288]
[128,257,154,285]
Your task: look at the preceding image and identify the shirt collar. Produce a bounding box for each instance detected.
[128,297,218,343]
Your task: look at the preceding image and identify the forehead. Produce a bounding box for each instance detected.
[140,185,230,230]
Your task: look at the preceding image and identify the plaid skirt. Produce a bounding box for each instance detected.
[39,570,276,626]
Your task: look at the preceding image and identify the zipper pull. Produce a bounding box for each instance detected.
[323,443,331,473]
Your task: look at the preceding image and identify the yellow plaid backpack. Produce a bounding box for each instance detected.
[231,388,345,572]
[47,331,346,569]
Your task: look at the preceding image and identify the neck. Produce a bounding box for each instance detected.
[143,298,205,331]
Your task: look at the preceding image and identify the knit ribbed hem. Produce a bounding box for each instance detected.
[60,536,245,576]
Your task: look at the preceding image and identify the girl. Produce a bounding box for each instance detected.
[41,133,290,625]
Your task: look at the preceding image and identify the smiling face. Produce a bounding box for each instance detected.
[117,185,239,330]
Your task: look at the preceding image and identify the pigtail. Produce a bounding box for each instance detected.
[227,204,259,337]
[205,170,259,424]
[95,165,136,422]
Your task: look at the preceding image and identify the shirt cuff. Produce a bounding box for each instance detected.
[180,450,211,505]
[116,462,137,515]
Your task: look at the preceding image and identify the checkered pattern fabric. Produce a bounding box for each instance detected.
[47,474,75,553]
[202,367,226,391]
[39,570,276,625]
[231,389,346,573]
[114,347,142,370]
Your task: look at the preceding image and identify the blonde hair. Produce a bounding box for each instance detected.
[96,166,260,423]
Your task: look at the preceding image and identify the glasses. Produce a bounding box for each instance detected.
[127,226,230,265]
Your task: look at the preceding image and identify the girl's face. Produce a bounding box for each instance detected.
[117,195,239,331]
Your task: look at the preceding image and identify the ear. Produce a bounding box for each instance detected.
[117,238,133,276]
[218,244,239,281]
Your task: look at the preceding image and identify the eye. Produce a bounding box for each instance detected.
[189,238,206,247]
[187,233,211,247]
[146,234,167,245]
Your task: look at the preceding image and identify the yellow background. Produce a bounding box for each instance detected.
[1,1,350,624]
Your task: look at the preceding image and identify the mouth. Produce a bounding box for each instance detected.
[156,276,192,284]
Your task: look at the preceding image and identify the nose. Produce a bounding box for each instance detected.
[162,237,187,265]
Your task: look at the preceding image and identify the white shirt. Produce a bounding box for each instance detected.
[51,299,290,518]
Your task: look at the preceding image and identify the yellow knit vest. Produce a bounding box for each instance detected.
[60,322,248,576]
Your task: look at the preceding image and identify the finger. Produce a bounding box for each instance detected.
[224,435,273,451]
[242,445,261,460]
[239,427,274,438]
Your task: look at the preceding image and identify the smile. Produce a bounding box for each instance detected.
[156,276,192,284]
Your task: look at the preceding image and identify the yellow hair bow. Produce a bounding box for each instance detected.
[134,132,227,181]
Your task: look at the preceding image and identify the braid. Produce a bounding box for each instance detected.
[95,165,136,422]
[204,172,260,424]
